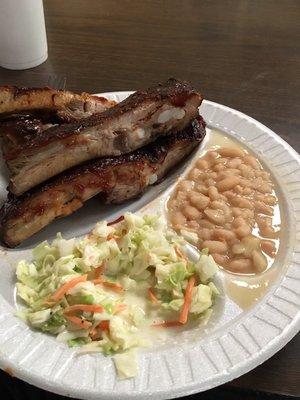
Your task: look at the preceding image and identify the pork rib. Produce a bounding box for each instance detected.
[0,117,206,247]
[0,86,115,121]
[2,79,202,195]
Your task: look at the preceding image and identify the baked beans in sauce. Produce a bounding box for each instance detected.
[168,135,280,274]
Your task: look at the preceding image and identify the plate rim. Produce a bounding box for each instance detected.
[0,93,299,400]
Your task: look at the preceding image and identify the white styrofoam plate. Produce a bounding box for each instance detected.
[0,92,299,400]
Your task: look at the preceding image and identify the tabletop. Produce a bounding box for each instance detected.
[0,0,299,398]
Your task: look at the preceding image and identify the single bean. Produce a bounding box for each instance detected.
[171,212,187,226]
[243,187,254,195]
[255,193,277,206]
[252,249,268,272]
[261,240,276,257]
[231,196,254,209]
[205,178,216,186]
[204,208,226,224]
[232,207,242,217]
[198,219,215,229]
[228,258,253,273]
[254,201,273,216]
[232,243,246,255]
[187,220,200,230]
[235,224,252,238]
[227,158,243,168]
[202,240,228,254]
[195,184,209,195]
[217,176,240,192]
[241,235,260,257]
[190,192,210,210]
[218,147,245,158]
[198,228,213,241]
[256,183,273,194]
[239,164,255,179]
[208,186,220,201]
[244,155,261,170]
[196,159,209,169]
[233,216,246,228]
[211,253,228,266]
[211,200,232,219]
[183,205,202,220]
[234,185,243,194]
[178,180,194,191]
[213,164,226,172]
[207,151,218,160]
[213,228,236,241]
[259,226,279,239]
[214,157,228,165]
[189,168,202,180]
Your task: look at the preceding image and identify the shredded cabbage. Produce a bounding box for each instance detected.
[15,212,219,379]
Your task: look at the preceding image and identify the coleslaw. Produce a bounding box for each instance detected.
[15,213,219,378]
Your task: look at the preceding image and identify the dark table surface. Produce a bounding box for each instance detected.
[0,0,299,398]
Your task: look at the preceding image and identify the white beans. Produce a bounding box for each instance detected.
[204,208,226,224]
[217,176,240,192]
[213,228,236,241]
[252,249,268,272]
[228,258,253,272]
[208,186,219,200]
[218,147,244,158]
[190,192,210,210]
[168,143,280,274]
[202,240,228,254]
[183,206,202,220]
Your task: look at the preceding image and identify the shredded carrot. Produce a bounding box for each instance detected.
[90,327,101,341]
[107,215,124,226]
[92,279,124,293]
[44,299,56,306]
[115,303,127,313]
[63,304,104,314]
[152,321,182,328]
[148,288,160,305]
[102,281,124,292]
[92,278,104,284]
[64,314,92,329]
[175,245,188,261]
[94,262,106,279]
[179,275,196,324]
[51,274,88,302]
[98,320,110,331]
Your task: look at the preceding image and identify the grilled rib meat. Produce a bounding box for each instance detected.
[1,79,202,195]
[0,118,206,247]
[0,86,116,121]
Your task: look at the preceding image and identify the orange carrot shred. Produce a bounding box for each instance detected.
[175,245,188,261]
[179,275,196,324]
[51,275,87,301]
[92,278,104,285]
[94,262,105,279]
[98,320,109,331]
[92,279,123,293]
[63,304,104,314]
[152,321,182,328]
[148,288,160,304]
[115,304,127,313]
[64,314,92,329]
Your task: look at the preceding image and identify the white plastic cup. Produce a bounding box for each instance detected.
[0,0,48,70]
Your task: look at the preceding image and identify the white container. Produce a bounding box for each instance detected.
[0,0,48,70]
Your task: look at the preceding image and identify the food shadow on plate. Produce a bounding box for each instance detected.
[7,146,201,251]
